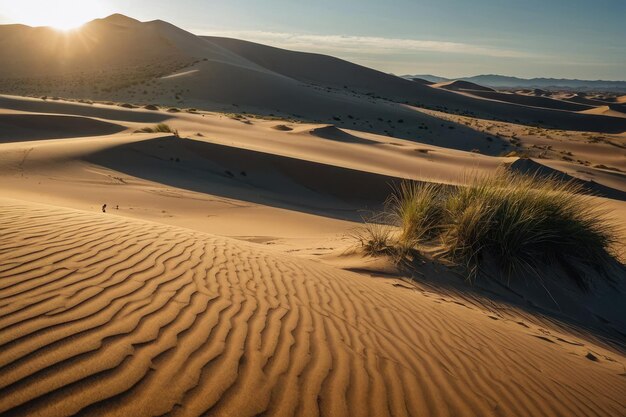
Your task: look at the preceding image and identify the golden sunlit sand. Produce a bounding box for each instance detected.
[1,10,625,417]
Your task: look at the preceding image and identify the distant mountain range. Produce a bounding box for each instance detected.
[402,74,626,92]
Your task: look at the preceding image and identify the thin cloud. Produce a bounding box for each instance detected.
[199,30,534,59]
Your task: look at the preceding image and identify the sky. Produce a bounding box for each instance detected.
[1,0,625,80]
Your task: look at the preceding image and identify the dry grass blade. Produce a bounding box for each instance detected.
[354,169,623,290]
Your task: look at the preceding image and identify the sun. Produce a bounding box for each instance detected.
[0,0,113,30]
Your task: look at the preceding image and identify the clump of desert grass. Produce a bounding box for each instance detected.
[356,169,622,289]
[136,123,179,137]
[350,218,393,256]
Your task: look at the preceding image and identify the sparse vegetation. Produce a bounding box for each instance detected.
[136,123,179,137]
[356,170,621,289]
[272,124,293,131]
[351,220,393,256]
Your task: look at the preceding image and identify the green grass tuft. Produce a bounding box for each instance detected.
[357,169,621,289]
[137,123,179,137]
[387,181,442,247]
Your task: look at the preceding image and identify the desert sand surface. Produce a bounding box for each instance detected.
[1,94,626,416]
[432,80,495,92]
[2,13,626,417]
[2,198,626,417]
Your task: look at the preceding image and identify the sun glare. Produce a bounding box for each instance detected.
[0,0,112,30]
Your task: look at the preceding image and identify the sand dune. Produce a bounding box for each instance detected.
[0,14,238,78]
[580,106,626,119]
[409,78,435,85]
[564,94,613,107]
[308,125,379,145]
[197,37,626,133]
[2,16,626,135]
[0,113,125,142]
[0,95,168,123]
[1,13,626,414]
[1,199,625,417]
[532,88,551,96]
[461,90,593,112]
[508,158,626,200]
[432,80,495,92]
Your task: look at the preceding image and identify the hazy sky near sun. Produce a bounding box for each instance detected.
[1,0,625,80]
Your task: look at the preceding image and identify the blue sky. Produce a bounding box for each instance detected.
[1,0,625,80]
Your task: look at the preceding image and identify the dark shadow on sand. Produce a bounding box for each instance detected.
[0,114,126,142]
[85,135,405,222]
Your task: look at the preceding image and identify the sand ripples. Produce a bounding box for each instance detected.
[1,201,624,416]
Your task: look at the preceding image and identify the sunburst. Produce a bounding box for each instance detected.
[0,0,112,30]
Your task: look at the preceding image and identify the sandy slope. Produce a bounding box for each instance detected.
[460,90,593,112]
[1,199,625,417]
[580,106,626,119]
[432,80,495,92]
[3,15,626,136]
[1,95,626,416]
[1,14,626,417]
[0,112,126,142]
[1,95,624,239]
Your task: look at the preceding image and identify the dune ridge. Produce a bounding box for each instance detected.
[1,199,625,417]
[432,80,495,92]
[0,113,126,142]
[3,16,626,135]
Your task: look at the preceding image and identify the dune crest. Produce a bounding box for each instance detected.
[432,80,495,92]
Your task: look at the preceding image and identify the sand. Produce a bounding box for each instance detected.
[432,80,495,92]
[0,94,625,417]
[1,199,625,417]
[1,13,626,416]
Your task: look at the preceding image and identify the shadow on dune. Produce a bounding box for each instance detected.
[465,90,592,112]
[204,37,626,134]
[85,135,406,221]
[0,113,126,142]
[84,135,626,352]
[0,95,168,123]
[308,126,380,145]
[508,158,626,201]
[391,260,626,355]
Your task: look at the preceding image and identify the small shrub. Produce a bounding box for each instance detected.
[272,124,293,131]
[351,221,393,256]
[137,124,179,137]
[442,171,618,286]
[356,170,621,289]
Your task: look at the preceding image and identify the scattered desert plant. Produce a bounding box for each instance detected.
[355,170,621,288]
[137,123,179,137]
[272,124,293,131]
[350,219,393,256]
